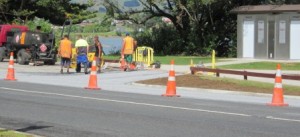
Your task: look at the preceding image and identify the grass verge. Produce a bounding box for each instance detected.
[0,129,34,137]
[137,75,300,96]
[154,56,224,65]
[103,55,225,65]
[219,62,300,70]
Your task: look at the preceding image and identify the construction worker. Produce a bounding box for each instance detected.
[121,33,136,71]
[58,35,72,74]
[93,35,103,73]
[75,35,89,74]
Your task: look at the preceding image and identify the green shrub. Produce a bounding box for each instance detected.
[25,18,52,33]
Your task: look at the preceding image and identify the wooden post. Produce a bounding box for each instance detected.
[216,69,220,77]
[243,70,248,80]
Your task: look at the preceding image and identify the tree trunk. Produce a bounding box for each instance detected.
[173,0,191,54]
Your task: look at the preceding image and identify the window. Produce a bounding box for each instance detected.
[279,20,286,44]
[257,20,264,43]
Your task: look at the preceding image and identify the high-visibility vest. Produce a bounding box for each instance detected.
[123,36,134,54]
[59,38,72,58]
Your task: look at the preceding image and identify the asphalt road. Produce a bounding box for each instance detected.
[0,81,300,137]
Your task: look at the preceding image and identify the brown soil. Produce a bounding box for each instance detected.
[137,74,300,96]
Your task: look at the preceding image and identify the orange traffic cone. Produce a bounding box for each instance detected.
[162,60,180,97]
[267,64,288,106]
[85,58,101,90]
[5,52,17,81]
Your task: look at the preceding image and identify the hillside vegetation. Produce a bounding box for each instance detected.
[71,0,143,13]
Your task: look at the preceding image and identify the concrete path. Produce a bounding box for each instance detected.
[0,67,299,107]
[0,59,299,107]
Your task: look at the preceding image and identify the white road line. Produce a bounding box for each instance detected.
[266,116,300,123]
[0,87,251,117]
[2,87,300,123]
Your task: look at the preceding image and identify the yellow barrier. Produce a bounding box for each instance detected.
[211,50,216,69]
[208,50,216,75]
[87,52,95,62]
[70,48,77,68]
[133,46,154,67]
[70,46,154,69]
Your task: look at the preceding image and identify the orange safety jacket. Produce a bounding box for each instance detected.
[123,36,135,54]
[59,38,72,58]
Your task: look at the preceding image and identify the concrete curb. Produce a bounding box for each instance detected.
[131,82,300,100]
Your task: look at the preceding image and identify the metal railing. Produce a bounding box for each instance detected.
[190,67,300,81]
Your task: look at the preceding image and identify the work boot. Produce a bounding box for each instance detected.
[83,63,88,74]
[76,63,81,73]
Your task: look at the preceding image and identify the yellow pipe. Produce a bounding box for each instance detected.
[212,50,216,69]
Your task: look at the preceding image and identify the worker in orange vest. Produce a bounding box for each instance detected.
[121,33,136,71]
[58,35,72,74]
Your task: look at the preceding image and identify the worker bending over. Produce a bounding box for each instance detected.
[75,35,89,74]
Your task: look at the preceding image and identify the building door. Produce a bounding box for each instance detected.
[268,21,275,59]
[243,21,254,58]
[290,20,300,59]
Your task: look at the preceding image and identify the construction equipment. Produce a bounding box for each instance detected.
[0,24,57,65]
[60,20,72,39]
[133,46,154,67]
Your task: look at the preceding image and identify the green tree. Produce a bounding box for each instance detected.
[104,0,194,53]
[104,0,300,56]
[0,0,96,25]
[0,0,10,23]
[25,18,52,33]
